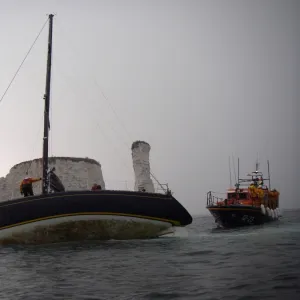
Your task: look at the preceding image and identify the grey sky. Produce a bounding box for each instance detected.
[0,0,298,214]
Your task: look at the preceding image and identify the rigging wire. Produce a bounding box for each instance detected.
[50,34,134,174]
[53,20,166,189]
[54,22,131,144]
[93,79,134,143]
[0,16,49,174]
[0,17,49,106]
[54,19,132,147]
[92,80,166,190]
[92,77,165,189]
[53,58,133,175]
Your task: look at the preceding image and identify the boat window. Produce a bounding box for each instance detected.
[239,193,247,199]
[227,193,247,199]
[228,193,236,199]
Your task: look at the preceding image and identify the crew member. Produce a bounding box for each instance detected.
[20,176,42,197]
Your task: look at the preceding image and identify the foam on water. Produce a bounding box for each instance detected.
[160,226,190,238]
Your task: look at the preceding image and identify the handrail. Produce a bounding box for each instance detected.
[207,191,225,206]
[206,188,275,208]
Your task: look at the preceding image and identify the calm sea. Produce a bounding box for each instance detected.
[0,210,299,300]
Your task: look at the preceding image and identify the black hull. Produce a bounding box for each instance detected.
[0,190,192,244]
[207,205,278,228]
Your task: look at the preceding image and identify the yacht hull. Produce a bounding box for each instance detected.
[0,190,192,245]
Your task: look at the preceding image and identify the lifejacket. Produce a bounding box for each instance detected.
[20,177,41,192]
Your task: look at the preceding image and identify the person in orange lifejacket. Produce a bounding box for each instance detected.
[91,183,102,191]
[20,176,42,197]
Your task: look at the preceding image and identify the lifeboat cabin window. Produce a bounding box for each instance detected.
[228,193,247,199]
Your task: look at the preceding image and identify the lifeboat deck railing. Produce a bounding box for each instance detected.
[207,191,225,207]
[206,191,261,207]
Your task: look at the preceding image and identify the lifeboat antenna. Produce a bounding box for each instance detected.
[267,160,271,190]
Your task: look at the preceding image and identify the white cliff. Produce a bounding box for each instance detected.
[131,141,155,193]
[0,140,158,201]
[0,157,105,201]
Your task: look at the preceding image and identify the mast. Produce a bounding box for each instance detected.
[255,153,260,173]
[267,160,271,190]
[232,154,237,185]
[228,156,232,188]
[42,14,54,194]
[237,157,239,188]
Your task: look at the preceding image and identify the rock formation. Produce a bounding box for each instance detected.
[131,141,155,193]
[0,157,105,201]
[0,140,157,201]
